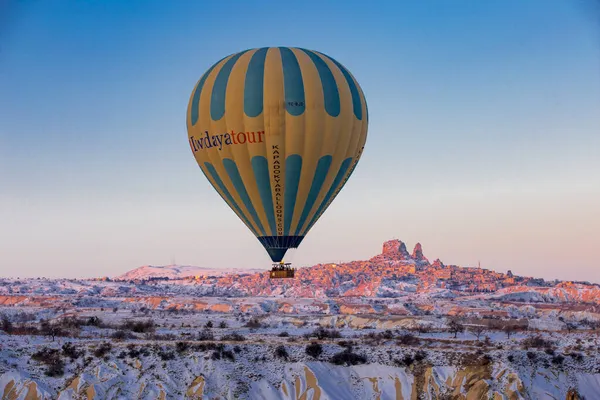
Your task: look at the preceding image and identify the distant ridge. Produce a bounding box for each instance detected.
[109,238,599,304]
[114,265,265,281]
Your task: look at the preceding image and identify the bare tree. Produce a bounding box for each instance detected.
[448,318,464,338]
[40,320,61,341]
[417,324,431,336]
[1,314,13,334]
[504,325,517,339]
[469,325,486,341]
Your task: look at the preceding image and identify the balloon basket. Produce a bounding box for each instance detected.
[269,262,295,279]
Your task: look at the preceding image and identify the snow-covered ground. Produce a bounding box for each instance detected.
[1,301,599,399]
[1,327,598,399]
[115,265,266,281]
[1,272,599,399]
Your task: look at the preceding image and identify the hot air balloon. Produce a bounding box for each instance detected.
[186,47,368,278]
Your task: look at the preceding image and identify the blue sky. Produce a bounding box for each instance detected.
[1,0,599,281]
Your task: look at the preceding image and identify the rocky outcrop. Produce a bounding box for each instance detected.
[0,375,51,400]
[2,358,597,399]
[411,243,427,262]
[3,238,599,304]
[381,239,411,260]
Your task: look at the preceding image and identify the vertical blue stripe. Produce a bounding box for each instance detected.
[222,158,266,237]
[190,56,227,126]
[299,49,340,117]
[333,158,360,204]
[294,155,333,235]
[303,157,353,234]
[203,162,257,236]
[284,155,302,235]
[251,156,276,235]
[347,155,360,179]
[362,90,368,122]
[244,48,268,118]
[279,47,305,116]
[319,53,362,120]
[210,50,249,121]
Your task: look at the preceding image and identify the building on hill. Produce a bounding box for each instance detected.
[434,269,452,280]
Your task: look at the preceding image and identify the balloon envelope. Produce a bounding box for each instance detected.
[186,47,368,262]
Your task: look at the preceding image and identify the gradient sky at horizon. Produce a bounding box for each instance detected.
[1,0,599,282]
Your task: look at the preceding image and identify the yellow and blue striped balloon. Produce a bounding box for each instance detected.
[186,47,368,262]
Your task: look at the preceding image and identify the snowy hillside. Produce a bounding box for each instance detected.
[115,264,265,280]
[1,312,599,399]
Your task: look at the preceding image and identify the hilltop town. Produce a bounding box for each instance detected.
[103,239,599,307]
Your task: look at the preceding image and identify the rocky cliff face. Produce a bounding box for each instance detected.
[130,239,595,303]
[411,243,427,263]
[381,239,411,260]
[1,349,596,399]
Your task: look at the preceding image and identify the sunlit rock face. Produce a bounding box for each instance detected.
[411,243,428,263]
[381,239,411,260]
[1,358,597,399]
